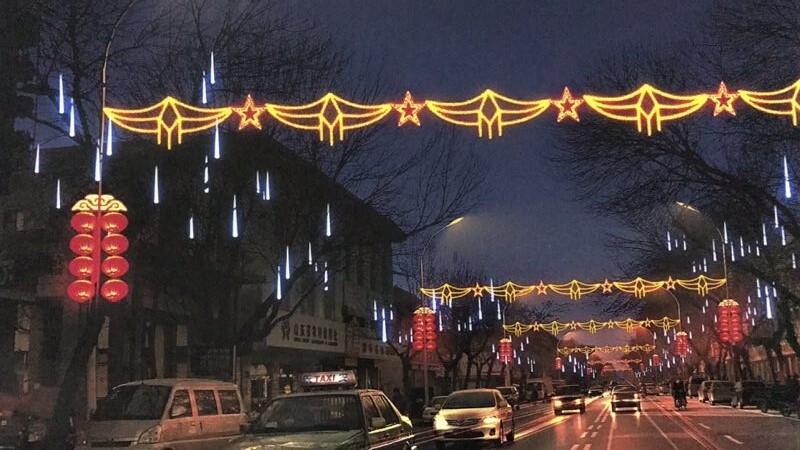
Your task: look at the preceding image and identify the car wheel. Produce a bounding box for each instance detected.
[760,401,769,413]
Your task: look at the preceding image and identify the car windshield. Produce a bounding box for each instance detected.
[555,385,582,395]
[255,395,362,433]
[431,397,447,407]
[614,386,636,393]
[93,385,171,421]
[442,392,495,409]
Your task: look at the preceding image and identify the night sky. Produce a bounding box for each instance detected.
[296,1,710,283]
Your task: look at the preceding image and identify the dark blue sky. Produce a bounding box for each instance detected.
[299,0,710,282]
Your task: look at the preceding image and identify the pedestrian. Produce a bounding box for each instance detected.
[392,388,408,414]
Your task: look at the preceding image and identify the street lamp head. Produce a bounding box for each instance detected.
[446,216,464,228]
[675,201,698,212]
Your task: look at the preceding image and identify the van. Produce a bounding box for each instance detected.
[76,378,246,449]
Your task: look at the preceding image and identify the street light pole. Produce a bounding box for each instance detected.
[418,216,463,407]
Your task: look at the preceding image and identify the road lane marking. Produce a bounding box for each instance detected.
[591,431,598,438]
[596,425,602,430]
[698,423,712,430]
[724,435,743,445]
[651,396,724,450]
[571,445,580,450]
[581,432,588,438]
[583,444,591,450]
[587,425,594,430]
[642,404,680,450]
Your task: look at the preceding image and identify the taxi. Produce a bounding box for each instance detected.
[224,371,415,449]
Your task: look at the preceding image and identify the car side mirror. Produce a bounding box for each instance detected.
[170,405,188,418]
[371,417,387,429]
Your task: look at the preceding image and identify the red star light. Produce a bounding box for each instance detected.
[392,91,426,126]
[601,279,613,294]
[234,94,266,130]
[554,87,583,122]
[711,82,738,116]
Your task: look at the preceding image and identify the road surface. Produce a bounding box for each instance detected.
[416,394,800,449]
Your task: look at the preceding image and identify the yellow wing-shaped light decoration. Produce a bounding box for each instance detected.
[427,90,550,139]
[675,275,726,296]
[738,79,800,125]
[502,318,679,336]
[613,277,665,299]
[583,84,708,135]
[104,97,232,150]
[266,93,392,146]
[547,280,603,300]
[504,322,536,337]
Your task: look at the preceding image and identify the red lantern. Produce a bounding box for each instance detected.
[651,354,661,366]
[70,212,97,233]
[101,233,129,255]
[554,356,562,370]
[68,256,95,279]
[69,234,96,256]
[675,331,689,356]
[101,256,129,278]
[101,212,128,233]
[100,279,128,302]
[67,279,95,303]
[718,299,743,344]
[499,337,512,364]
[412,307,436,351]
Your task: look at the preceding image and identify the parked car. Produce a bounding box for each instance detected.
[688,374,708,398]
[421,396,449,424]
[611,386,641,413]
[706,381,735,405]
[698,380,716,402]
[497,386,520,409]
[732,380,767,408]
[755,384,799,417]
[658,382,672,396]
[552,385,586,415]
[642,383,660,396]
[587,385,604,397]
[76,378,246,450]
[433,389,515,448]
[228,388,413,450]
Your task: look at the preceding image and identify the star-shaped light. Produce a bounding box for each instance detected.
[392,91,426,126]
[535,281,548,295]
[601,279,613,294]
[234,94,266,130]
[471,283,484,298]
[710,82,738,116]
[665,277,677,290]
[553,87,583,122]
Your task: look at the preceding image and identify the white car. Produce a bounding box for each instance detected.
[422,396,448,424]
[433,389,514,448]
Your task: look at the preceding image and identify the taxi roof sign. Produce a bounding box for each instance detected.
[300,370,357,388]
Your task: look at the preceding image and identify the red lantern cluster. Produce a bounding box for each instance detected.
[67,205,130,304]
[498,337,512,364]
[412,307,437,351]
[718,299,743,344]
[675,331,689,356]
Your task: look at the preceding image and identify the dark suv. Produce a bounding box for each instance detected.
[732,380,767,408]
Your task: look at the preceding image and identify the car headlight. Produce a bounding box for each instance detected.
[634,393,640,400]
[137,424,162,444]
[553,400,562,407]
[483,416,500,426]
[433,415,448,430]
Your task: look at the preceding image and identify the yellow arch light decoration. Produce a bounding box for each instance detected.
[583,84,708,136]
[426,89,551,139]
[265,93,393,146]
[738,79,800,126]
[72,194,127,212]
[557,344,656,356]
[503,316,680,337]
[104,97,232,150]
[421,275,725,302]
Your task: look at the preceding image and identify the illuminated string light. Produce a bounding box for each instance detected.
[782,226,787,246]
[231,195,238,238]
[104,97,232,150]
[557,344,655,356]
[203,155,210,193]
[69,98,76,137]
[739,236,745,257]
[266,93,392,145]
[739,79,800,126]
[308,242,313,265]
[201,71,208,105]
[189,215,195,240]
[373,300,378,321]
[213,123,221,159]
[209,52,216,85]
[784,155,793,198]
[774,205,780,228]
[34,144,40,174]
[106,120,113,156]
[381,308,387,343]
[477,296,483,320]
[285,245,291,279]
[323,261,329,290]
[276,267,282,300]
[730,242,736,262]
[256,171,261,194]
[264,171,271,200]
[153,165,159,204]
[723,221,729,243]
[427,89,550,139]
[421,275,726,302]
[503,316,680,336]
[94,146,101,182]
[793,253,797,269]
[703,257,708,273]
[55,179,61,209]
[667,231,672,251]
[712,239,717,261]
[762,223,768,246]
[496,300,501,320]
[490,279,495,302]
[58,74,65,114]
[326,203,332,237]
[682,234,687,251]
